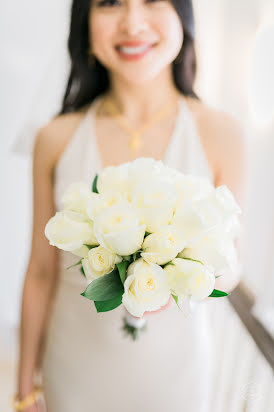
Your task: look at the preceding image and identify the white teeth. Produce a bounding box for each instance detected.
[118,45,151,55]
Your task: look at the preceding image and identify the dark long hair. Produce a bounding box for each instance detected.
[59,0,197,115]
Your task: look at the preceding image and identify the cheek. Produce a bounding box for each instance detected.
[155,8,183,50]
[89,12,116,53]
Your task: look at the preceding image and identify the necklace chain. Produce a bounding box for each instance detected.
[102,96,179,153]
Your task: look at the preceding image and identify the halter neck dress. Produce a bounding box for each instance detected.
[42,93,215,412]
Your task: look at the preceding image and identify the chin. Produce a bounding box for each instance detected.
[114,64,170,85]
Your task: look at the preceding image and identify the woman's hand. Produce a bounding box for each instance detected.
[12,401,43,412]
[13,387,46,412]
[19,403,41,412]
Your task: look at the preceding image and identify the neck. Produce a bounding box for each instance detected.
[104,65,181,125]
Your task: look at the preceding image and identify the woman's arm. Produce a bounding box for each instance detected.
[208,110,247,294]
[17,126,61,399]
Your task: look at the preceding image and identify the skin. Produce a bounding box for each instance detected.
[17,0,246,410]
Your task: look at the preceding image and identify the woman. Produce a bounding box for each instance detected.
[15,0,245,411]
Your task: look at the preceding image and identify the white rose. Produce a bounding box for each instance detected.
[178,228,238,272]
[62,182,95,215]
[224,214,242,239]
[215,185,241,216]
[72,245,91,258]
[161,165,180,180]
[191,186,241,230]
[97,164,129,195]
[131,178,177,233]
[172,184,241,246]
[164,258,215,301]
[174,174,214,210]
[141,225,186,265]
[86,191,124,221]
[45,210,98,252]
[172,202,209,245]
[82,246,122,282]
[93,201,145,256]
[122,258,170,317]
[126,158,164,191]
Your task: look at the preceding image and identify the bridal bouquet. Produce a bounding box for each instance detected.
[45,158,241,340]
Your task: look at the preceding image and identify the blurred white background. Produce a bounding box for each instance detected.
[1,0,274,410]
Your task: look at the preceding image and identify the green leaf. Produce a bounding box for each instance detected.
[209,289,229,298]
[163,261,175,268]
[66,259,82,270]
[92,174,99,193]
[123,255,132,262]
[182,257,204,265]
[145,231,151,237]
[80,268,123,301]
[215,275,223,279]
[94,293,123,312]
[172,294,179,306]
[83,244,98,250]
[80,265,86,277]
[117,261,130,284]
[133,251,141,261]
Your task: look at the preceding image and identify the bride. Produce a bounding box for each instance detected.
[15,0,245,411]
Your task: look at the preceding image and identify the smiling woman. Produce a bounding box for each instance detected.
[15,0,245,411]
[60,0,197,112]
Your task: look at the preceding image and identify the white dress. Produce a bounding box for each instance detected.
[42,94,216,412]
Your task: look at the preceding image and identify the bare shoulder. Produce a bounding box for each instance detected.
[185,96,246,202]
[33,106,89,171]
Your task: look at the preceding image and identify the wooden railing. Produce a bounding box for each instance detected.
[228,280,274,372]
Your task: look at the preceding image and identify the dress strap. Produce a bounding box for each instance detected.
[180,97,214,182]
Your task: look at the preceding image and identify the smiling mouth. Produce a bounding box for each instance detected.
[116,44,155,54]
[115,43,157,59]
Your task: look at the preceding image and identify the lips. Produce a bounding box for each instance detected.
[115,40,157,61]
[116,41,156,48]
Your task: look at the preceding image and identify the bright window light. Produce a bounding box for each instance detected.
[248,23,274,126]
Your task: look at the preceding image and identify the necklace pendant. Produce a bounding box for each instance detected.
[129,133,142,152]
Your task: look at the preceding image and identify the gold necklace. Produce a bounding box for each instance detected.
[102,96,179,153]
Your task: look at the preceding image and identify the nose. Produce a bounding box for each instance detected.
[119,4,149,36]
